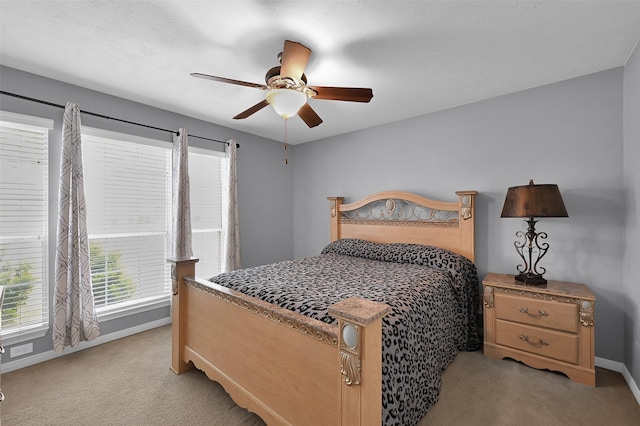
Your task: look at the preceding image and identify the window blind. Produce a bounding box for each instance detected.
[189,149,225,278]
[82,132,172,313]
[0,112,52,339]
[82,130,227,316]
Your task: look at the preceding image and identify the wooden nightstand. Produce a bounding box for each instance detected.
[482,273,596,386]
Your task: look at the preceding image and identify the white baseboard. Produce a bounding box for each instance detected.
[1,317,172,374]
[596,356,640,406]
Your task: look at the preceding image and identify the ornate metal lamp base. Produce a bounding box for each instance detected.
[510,217,552,287]
[514,272,547,286]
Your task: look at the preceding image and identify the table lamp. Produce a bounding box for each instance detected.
[500,180,568,285]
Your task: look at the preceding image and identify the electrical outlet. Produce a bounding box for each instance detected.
[10,342,33,358]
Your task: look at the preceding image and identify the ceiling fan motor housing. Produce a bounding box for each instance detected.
[265,66,315,98]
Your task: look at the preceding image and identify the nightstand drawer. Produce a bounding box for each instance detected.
[495,319,579,364]
[494,292,578,333]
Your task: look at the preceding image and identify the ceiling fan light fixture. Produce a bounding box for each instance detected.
[266,88,307,119]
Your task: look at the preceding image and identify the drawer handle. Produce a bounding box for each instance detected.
[0,345,4,354]
[0,391,4,402]
[519,335,550,346]
[519,307,549,317]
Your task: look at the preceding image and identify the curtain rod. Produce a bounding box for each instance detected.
[0,90,238,148]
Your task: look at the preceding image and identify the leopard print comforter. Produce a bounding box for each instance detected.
[210,239,480,426]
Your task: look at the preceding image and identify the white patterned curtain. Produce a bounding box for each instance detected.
[53,102,100,353]
[224,140,241,271]
[172,128,193,258]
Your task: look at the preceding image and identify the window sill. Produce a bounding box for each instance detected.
[1,323,49,347]
[0,297,171,347]
[96,295,171,322]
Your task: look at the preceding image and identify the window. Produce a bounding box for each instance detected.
[0,111,53,343]
[83,129,172,318]
[82,128,226,320]
[189,147,225,278]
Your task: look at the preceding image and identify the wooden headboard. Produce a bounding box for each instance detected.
[328,190,477,262]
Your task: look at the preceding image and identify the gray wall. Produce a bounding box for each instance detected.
[0,65,293,361]
[623,42,640,387]
[293,68,626,362]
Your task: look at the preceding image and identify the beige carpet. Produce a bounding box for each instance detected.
[2,325,639,425]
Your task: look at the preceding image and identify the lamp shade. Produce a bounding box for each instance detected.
[501,180,568,218]
[266,88,307,119]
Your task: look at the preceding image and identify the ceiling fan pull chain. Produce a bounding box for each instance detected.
[284,118,288,165]
[284,142,288,165]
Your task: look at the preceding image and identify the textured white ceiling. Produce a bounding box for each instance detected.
[1,1,640,144]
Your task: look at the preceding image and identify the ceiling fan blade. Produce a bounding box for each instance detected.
[297,103,323,128]
[309,86,373,103]
[191,73,268,90]
[233,99,270,119]
[280,40,311,82]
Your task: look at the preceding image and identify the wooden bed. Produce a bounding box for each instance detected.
[168,190,477,426]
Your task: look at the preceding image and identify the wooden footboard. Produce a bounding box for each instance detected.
[168,258,391,426]
[168,190,476,424]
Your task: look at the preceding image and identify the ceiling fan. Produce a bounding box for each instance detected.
[191,40,374,128]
